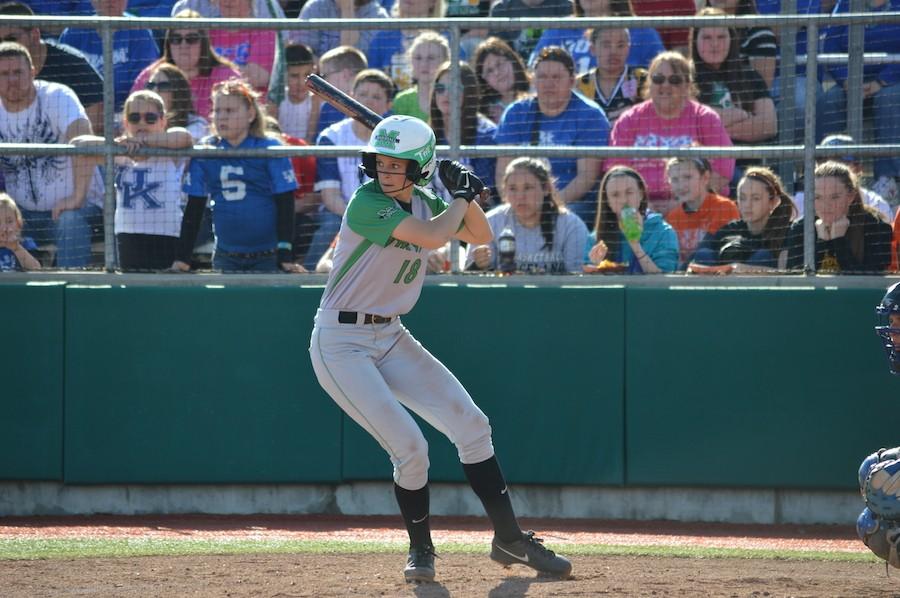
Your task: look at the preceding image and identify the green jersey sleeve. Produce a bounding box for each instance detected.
[346,182,411,247]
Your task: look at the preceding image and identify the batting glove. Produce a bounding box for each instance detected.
[438,159,484,203]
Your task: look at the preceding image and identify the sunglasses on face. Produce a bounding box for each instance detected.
[651,73,686,86]
[169,33,201,46]
[145,80,173,92]
[126,112,160,125]
[433,82,449,95]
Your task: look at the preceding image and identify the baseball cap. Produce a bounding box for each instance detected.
[821,134,857,163]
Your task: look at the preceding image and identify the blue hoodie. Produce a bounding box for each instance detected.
[824,0,900,87]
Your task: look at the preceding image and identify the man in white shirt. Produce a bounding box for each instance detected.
[0,42,97,267]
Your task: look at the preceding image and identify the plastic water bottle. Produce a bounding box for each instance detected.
[620,206,642,242]
[498,227,516,274]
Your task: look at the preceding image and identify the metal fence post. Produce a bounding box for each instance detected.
[101,21,116,272]
[803,21,819,274]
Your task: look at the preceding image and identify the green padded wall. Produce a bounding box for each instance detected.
[64,285,343,484]
[0,282,64,480]
[341,285,627,485]
[626,286,896,489]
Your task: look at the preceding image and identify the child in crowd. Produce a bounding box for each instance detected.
[575,27,647,125]
[467,157,588,273]
[392,32,450,123]
[73,90,194,271]
[0,194,40,271]
[278,43,316,142]
[312,45,368,137]
[664,157,740,267]
[171,79,302,273]
[587,165,679,273]
[305,69,396,270]
[690,166,795,272]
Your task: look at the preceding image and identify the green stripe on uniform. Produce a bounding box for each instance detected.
[328,239,374,293]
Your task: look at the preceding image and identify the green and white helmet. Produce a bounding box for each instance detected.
[360,115,436,185]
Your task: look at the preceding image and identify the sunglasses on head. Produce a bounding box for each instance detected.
[169,33,201,46]
[145,80,173,92]
[127,112,160,125]
[433,82,449,95]
[651,73,686,86]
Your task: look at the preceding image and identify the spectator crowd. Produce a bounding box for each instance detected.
[0,0,897,274]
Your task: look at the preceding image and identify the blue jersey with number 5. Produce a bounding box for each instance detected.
[184,135,298,253]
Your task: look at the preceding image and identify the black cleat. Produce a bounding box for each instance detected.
[404,545,437,582]
[490,531,572,579]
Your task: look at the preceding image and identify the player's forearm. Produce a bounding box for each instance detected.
[459,201,493,245]
[14,245,41,270]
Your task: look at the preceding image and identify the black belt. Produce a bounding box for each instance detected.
[338,311,392,324]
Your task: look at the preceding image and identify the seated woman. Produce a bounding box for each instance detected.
[145,63,209,140]
[587,165,679,273]
[691,8,777,148]
[472,37,531,124]
[429,61,497,208]
[466,157,589,273]
[690,166,795,273]
[700,0,777,90]
[604,51,735,210]
[131,10,241,119]
[786,161,894,273]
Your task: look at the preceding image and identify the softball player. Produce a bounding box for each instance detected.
[309,115,572,582]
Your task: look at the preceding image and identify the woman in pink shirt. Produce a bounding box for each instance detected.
[209,0,276,92]
[131,10,242,120]
[605,51,735,211]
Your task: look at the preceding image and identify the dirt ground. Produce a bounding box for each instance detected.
[3,553,900,597]
[1,515,898,597]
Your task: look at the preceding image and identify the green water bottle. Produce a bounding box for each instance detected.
[620,206,642,242]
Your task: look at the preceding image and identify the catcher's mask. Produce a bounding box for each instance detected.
[875,281,900,375]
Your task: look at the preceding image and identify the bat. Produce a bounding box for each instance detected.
[305,73,382,131]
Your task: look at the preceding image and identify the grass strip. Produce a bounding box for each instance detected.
[0,537,879,564]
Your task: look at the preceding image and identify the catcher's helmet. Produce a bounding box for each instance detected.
[360,115,436,186]
[875,281,900,375]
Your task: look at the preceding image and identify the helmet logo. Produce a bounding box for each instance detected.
[373,129,401,150]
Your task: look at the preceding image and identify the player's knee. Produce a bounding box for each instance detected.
[395,436,430,489]
[456,410,494,464]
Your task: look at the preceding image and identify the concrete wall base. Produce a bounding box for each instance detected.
[0,482,862,525]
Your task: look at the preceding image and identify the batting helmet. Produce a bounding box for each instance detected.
[875,281,900,375]
[360,115,437,186]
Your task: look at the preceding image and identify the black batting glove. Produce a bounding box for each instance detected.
[438,159,484,203]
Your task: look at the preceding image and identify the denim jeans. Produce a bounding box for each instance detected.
[20,204,103,268]
[213,250,279,272]
[817,82,900,179]
[772,75,824,144]
[302,208,342,271]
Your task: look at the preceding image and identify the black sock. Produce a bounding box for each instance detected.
[462,456,522,544]
[394,483,433,549]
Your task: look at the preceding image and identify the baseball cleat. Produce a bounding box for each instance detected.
[404,545,437,583]
[490,531,572,579]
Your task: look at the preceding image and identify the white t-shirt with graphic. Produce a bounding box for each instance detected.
[0,80,87,212]
[114,156,188,237]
